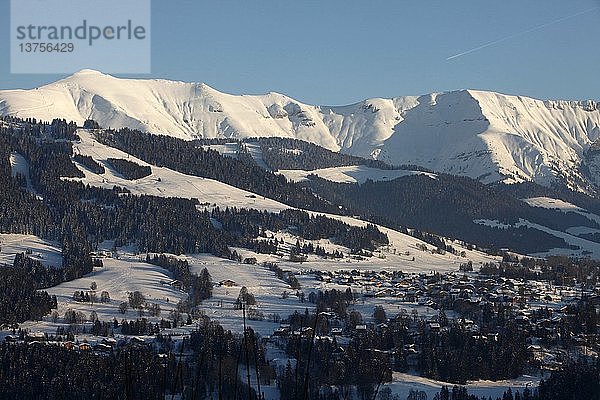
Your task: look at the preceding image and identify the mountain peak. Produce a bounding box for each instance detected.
[71,69,106,77]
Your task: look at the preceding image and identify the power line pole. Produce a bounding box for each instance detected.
[243,302,252,400]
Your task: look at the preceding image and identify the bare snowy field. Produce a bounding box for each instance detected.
[186,253,316,337]
[386,372,541,399]
[279,165,435,184]
[0,234,62,268]
[17,253,187,335]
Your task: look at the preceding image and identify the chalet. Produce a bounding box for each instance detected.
[167,280,183,290]
[130,336,146,345]
[374,288,395,298]
[301,327,314,338]
[219,279,237,287]
[487,333,499,342]
[78,343,91,351]
[101,337,117,347]
[94,343,112,352]
[63,341,75,350]
[27,331,45,341]
[273,327,289,337]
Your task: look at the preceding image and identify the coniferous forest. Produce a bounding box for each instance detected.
[307,175,588,254]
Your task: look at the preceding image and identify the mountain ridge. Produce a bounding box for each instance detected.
[1,70,600,191]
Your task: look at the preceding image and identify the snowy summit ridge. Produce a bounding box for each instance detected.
[1,70,600,191]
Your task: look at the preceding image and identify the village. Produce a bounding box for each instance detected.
[1,247,599,399]
[264,262,600,374]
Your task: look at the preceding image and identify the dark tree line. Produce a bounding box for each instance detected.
[0,342,174,399]
[73,154,105,174]
[418,322,529,383]
[279,310,391,400]
[480,255,600,286]
[0,133,56,239]
[1,116,78,140]
[266,262,300,289]
[211,207,388,253]
[306,288,354,318]
[0,316,272,400]
[0,256,57,325]
[536,359,599,400]
[107,157,152,180]
[429,359,600,400]
[256,137,398,171]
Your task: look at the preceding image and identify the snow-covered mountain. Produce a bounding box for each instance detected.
[376,90,600,191]
[2,69,600,191]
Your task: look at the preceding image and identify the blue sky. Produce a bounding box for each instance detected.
[1,0,599,105]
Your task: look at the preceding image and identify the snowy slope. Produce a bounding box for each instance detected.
[279,165,435,184]
[0,234,62,268]
[2,70,599,190]
[68,130,290,212]
[0,70,340,150]
[69,129,499,269]
[10,248,189,338]
[377,90,600,191]
[522,196,600,225]
[10,151,36,193]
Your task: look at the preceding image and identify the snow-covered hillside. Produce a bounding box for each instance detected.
[278,165,435,184]
[2,70,600,190]
[0,234,62,268]
[68,129,499,269]
[68,130,290,212]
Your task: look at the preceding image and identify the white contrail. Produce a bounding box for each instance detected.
[446,6,599,61]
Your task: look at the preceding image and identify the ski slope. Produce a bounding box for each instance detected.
[9,151,37,194]
[68,130,289,212]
